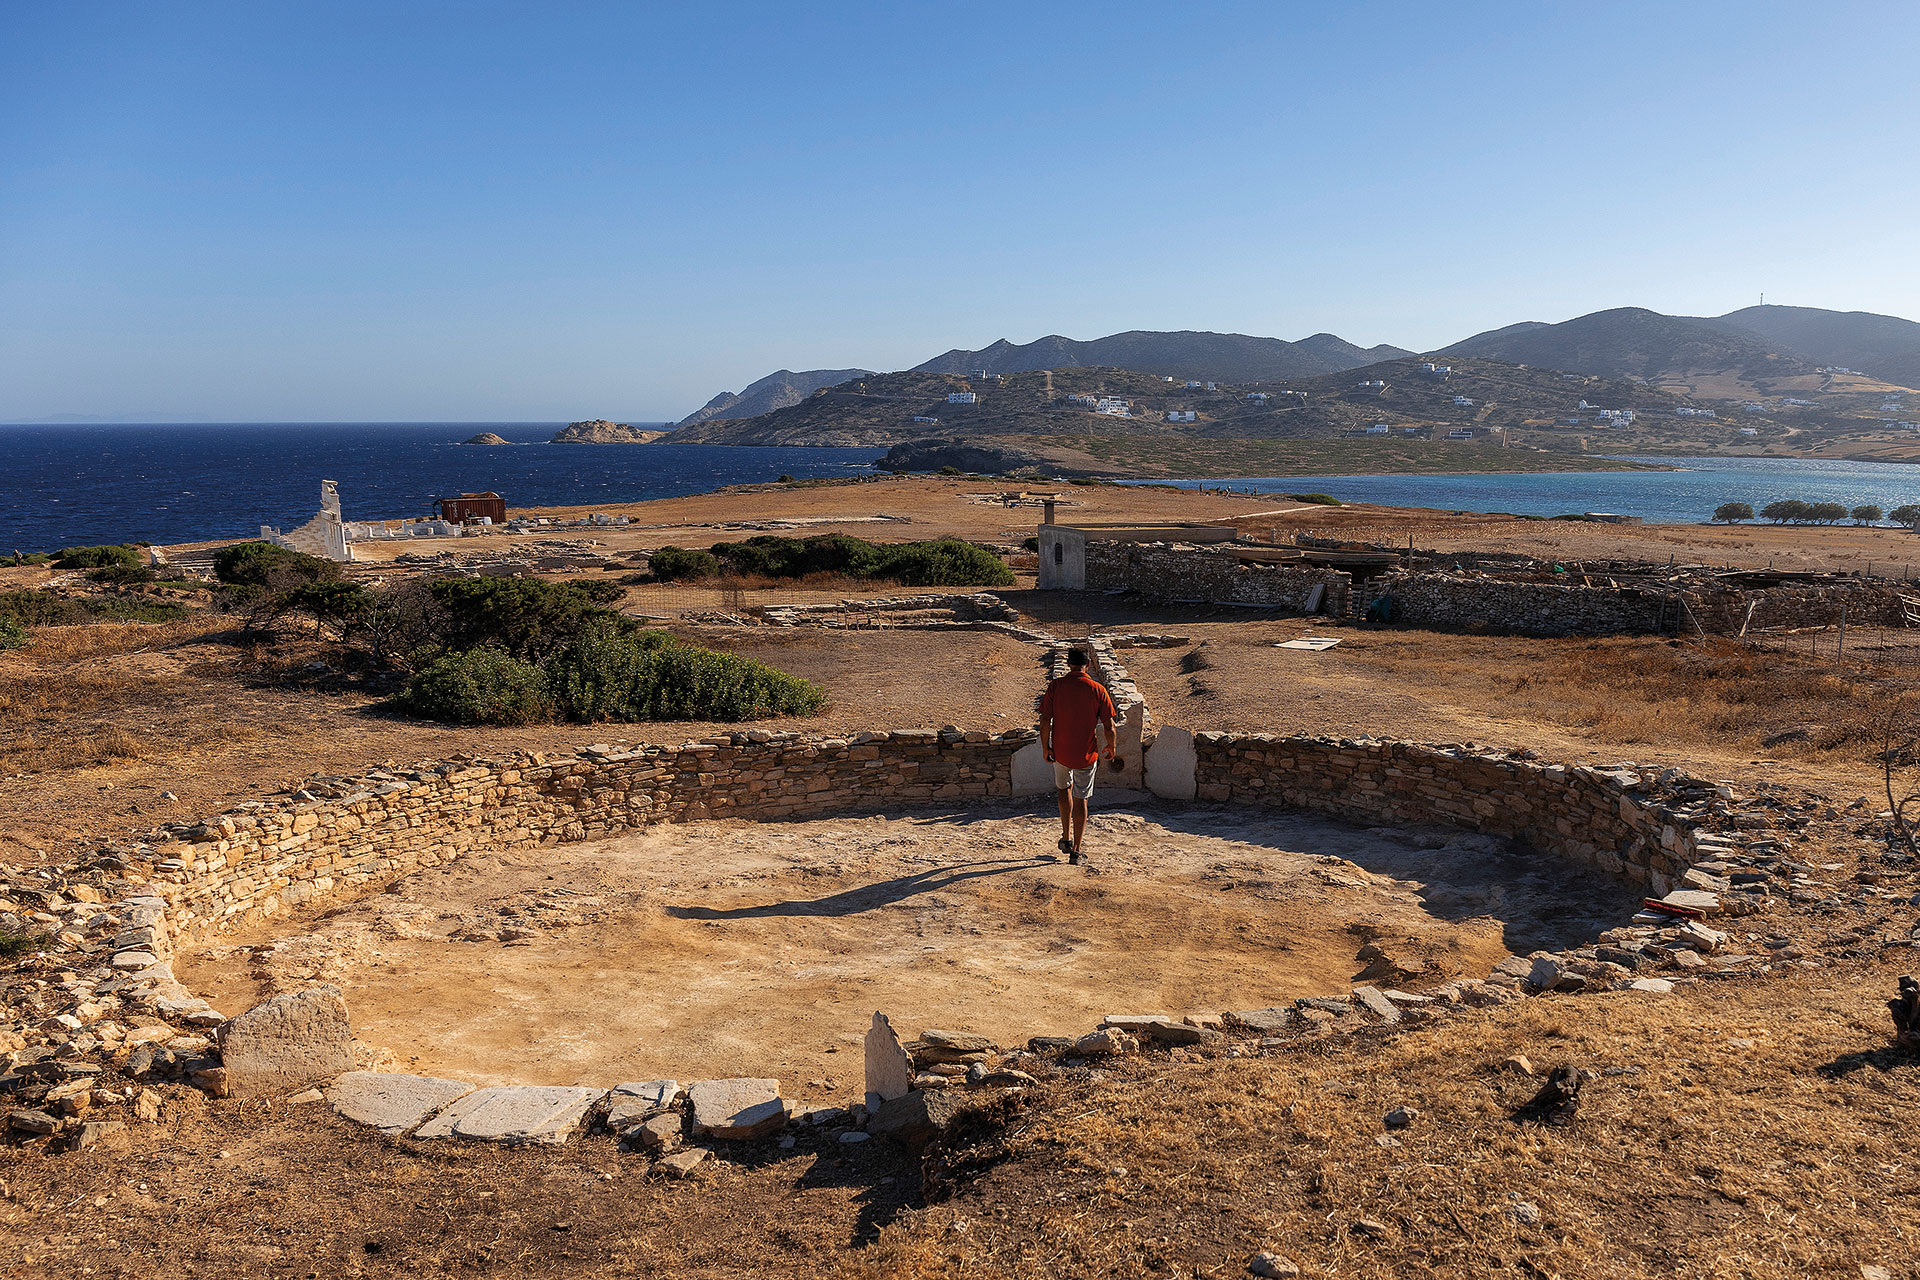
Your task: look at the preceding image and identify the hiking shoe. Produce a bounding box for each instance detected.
[1056,837,1074,859]
[1069,847,1083,866]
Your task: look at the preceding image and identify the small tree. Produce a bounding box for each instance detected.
[1761,499,1810,523]
[1854,504,1884,525]
[1808,501,1848,524]
[1892,504,1920,530]
[1713,501,1754,523]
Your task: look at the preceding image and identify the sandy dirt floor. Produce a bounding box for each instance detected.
[177,802,1639,1090]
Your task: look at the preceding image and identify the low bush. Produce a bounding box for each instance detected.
[399,624,823,725]
[212,541,341,588]
[1713,502,1754,523]
[1286,493,1341,505]
[394,648,553,725]
[0,618,27,650]
[0,589,188,628]
[54,544,142,570]
[86,563,157,587]
[703,534,1012,587]
[0,928,48,959]
[0,552,51,567]
[647,546,721,581]
[427,577,626,661]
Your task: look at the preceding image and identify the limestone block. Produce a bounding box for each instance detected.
[328,1072,475,1135]
[221,986,357,1099]
[414,1085,603,1144]
[1144,726,1197,801]
[864,1013,912,1106]
[688,1078,791,1139]
[607,1079,682,1128]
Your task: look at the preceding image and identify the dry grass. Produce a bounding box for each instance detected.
[1350,633,1904,759]
[0,619,217,774]
[844,955,1920,1280]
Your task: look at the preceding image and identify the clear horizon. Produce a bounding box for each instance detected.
[4,1,1918,422]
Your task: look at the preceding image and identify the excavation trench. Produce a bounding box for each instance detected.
[177,800,1642,1088]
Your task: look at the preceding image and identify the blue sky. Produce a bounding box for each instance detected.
[3,1,1917,422]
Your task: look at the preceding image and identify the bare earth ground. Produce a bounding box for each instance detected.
[3,956,1915,1279]
[176,805,1634,1088]
[6,481,1920,1278]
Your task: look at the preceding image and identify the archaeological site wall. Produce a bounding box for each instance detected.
[1188,735,1712,893]
[122,726,1720,954]
[1082,541,1352,611]
[1377,572,1666,635]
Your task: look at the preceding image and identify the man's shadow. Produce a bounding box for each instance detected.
[664,855,1051,921]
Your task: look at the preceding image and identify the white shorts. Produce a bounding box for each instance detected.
[1054,762,1097,800]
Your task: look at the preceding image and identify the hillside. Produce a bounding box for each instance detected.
[1440,306,1808,385]
[678,367,875,425]
[665,359,1704,459]
[1709,304,1920,390]
[912,328,1412,381]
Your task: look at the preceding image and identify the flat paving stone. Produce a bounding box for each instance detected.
[688,1078,790,1140]
[414,1085,604,1145]
[607,1079,681,1128]
[328,1072,476,1135]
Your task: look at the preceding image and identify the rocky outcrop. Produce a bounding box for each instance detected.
[680,368,874,426]
[460,432,511,445]
[877,437,1109,477]
[550,420,666,445]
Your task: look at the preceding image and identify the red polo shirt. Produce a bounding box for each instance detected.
[1041,672,1116,769]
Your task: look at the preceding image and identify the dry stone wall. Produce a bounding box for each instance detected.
[1083,542,1350,611]
[1190,734,1716,893]
[1377,571,1666,636]
[145,730,1028,944]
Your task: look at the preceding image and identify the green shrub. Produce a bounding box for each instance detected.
[872,538,1013,586]
[395,648,553,725]
[87,563,156,587]
[1854,504,1884,524]
[703,534,1011,587]
[543,624,819,722]
[54,544,142,570]
[1286,493,1341,505]
[938,465,963,476]
[0,590,187,627]
[0,552,51,567]
[0,618,27,650]
[427,577,627,661]
[1762,499,1811,523]
[0,928,48,959]
[1713,502,1754,523]
[647,546,721,581]
[212,541,340,587]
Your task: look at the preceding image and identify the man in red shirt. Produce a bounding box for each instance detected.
[1039,648,1117,865]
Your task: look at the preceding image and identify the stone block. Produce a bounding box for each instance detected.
[413,1085,603,1145]
[865,1012,913,1107]
[868,1086,968,1152]
[328,1071,476,1135]
[607,1079,682,1128]
[688,1078,791,1140]
[1144,726,1197,801]
[220,986,357,1099]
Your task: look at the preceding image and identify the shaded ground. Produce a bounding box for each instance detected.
[176,805,1638,1089]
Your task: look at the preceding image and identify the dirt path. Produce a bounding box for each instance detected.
[178,803,1641,1092]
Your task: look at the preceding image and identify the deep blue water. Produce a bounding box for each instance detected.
[0,423,884,551]
[1134,456,1920,525]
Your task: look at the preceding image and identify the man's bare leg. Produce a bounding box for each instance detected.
[1071,795,1089,854]
[1056,788,1073,851]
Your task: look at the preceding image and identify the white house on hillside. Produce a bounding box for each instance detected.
[947,391,977,404]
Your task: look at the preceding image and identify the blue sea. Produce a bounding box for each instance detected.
[0,423,885,551]
[6,426,1920,552]
[1136,456,1920,526]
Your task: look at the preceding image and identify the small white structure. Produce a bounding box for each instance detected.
[1447,428,1475,439]
[1676,406,1719,418]
[1356,379,1386,390]
[1204,381,1216,391]
[1165,409,1196,423]
[1738,427,1760,436]
[261,480,354,563]
[946,391,977,404]
[1453,395,1476,406]
[1365,423,1390,435]
[1420,363,1453,375]
[913,414,939,424]
[1184,380,1203,389]
[1095,397,1131,416]
[1246,392,1269,402]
